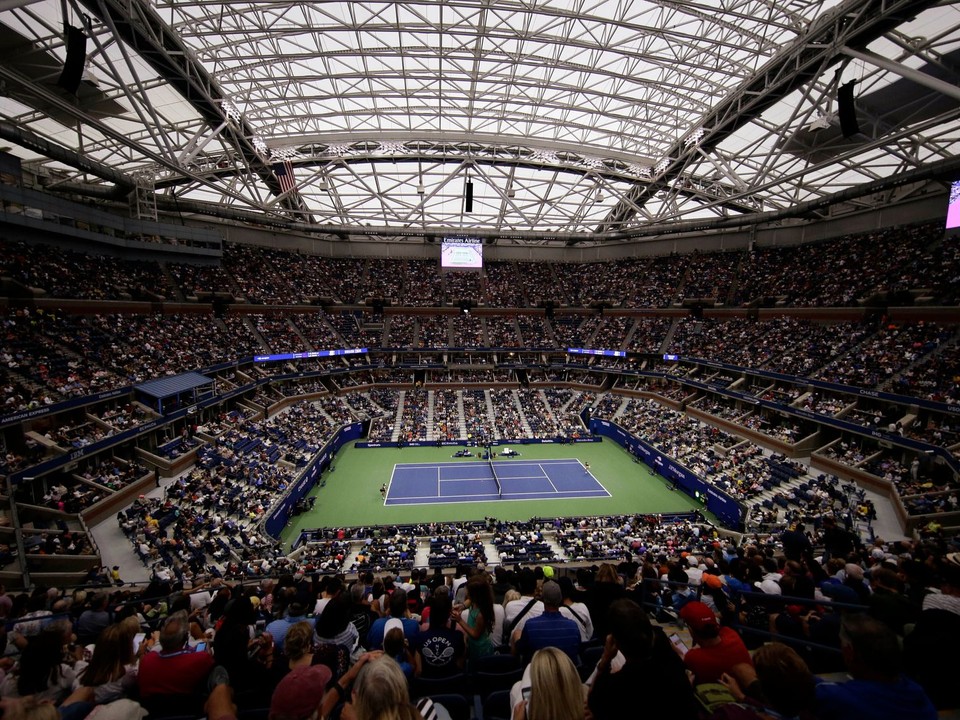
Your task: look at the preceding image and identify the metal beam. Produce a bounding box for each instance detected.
[0,0,42,9]
[0,119,133,192]
[840,45,960,103]
[134,152,957,244]
[0,63,260,208]
[592,0,940,237]
[75,0,309,216]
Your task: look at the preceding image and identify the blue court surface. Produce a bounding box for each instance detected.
[384,458,611,506]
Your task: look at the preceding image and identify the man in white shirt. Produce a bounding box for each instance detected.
[684,555,704,586]
[557,576,593,642]
[503,569,543,642]
[313,576,343,615]
[451,568,471,604]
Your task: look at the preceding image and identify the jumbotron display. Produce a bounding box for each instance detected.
[441,237,483,268]
[567,348,627,357]
[253,348,368,363]
[946,180,960,232]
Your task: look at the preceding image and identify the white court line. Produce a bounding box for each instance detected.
[439,477,498,484]
[383,466,396,506]
[386,458,612,502]
[440,475,546,483]
[503,489,610,496]
[386,488,611,504]
[390,492,500,501]
[537,463,560,493]
[391,459,582,469]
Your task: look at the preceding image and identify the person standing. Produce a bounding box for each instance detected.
[76,594,111,645]
[781,523,813,562]
[456,577,495,667]
[903,553,960,709]
[588,599,697,720]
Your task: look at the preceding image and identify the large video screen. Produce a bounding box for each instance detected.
[441,238,483,269]
[947,180,960,231]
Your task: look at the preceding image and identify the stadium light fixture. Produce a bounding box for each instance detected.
[221,100,242,123]
[684,127,705,147]
[808,114,832,131]
[270,147,300,161]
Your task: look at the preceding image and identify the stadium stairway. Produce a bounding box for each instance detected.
[619,317,641,351]
[426,390,435,441]
[391,391,406,442]
[747,467,905,542]
[483,391,500,440]
[510,390,534,437]
[537,390,560,428]
[584,318,604,349]
[457,392,468,441]
[364,390,388,418]
[284,317,313,350]
[881,328,960,392]
[414,543,432,569]
[610,395,632,422]
[556,390,580,416]
[241,316,272,353]
[657,316,683,354]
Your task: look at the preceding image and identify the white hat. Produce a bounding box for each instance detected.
[754,577,782,595]
[86,700,148,720]
[383,617,404,638]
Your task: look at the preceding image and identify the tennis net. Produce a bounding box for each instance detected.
[488,457,502,498]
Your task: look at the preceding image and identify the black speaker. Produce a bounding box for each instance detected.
[465,181,473,213]
[838,80,860,138]
[58,25,87,94]
[212,297,230,319]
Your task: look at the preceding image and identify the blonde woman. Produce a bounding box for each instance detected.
[349,655,425,720]
[512,647,585,720]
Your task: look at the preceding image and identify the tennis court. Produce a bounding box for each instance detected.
[385,458,610,506]
[280,440,708,544]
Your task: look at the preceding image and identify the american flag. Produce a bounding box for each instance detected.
[273,161,296,194]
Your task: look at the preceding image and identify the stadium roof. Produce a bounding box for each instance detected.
[1,0,959,246]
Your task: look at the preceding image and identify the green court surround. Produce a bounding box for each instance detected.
[281,437,712,546]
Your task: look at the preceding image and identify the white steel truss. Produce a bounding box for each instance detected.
[0,0,958,244]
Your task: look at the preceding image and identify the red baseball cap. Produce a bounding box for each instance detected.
[679,601,719,633]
